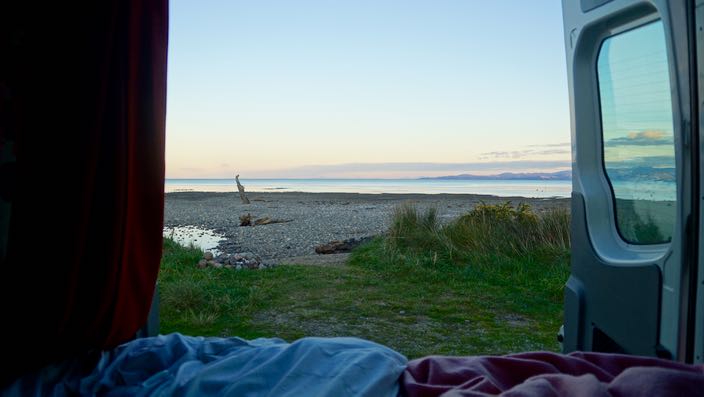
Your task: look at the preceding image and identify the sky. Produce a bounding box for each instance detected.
[598,20,675,171]
[166,0,571,178]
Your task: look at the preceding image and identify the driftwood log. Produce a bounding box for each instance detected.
[239,213,252,226]
[235,174,250,204]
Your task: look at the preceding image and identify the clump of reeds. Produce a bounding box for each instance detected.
[387,201,570,261]
[388,203,441,250]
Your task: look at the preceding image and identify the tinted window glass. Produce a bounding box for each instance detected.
[597,20,676,244]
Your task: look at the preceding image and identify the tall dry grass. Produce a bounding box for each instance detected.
[387,201,570,261]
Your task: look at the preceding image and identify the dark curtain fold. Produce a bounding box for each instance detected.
[1,0,168,384]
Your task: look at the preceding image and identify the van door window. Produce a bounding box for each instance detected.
[597,20,676,244]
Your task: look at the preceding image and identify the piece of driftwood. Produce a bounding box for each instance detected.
[315,236,375,254]
[235,174,250,204]
[239,214,292,227]
[253,217,293,226]
[239,213,252,226]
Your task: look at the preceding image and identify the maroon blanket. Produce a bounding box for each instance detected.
[402,351,704,396]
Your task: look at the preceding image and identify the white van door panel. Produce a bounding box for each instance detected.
[562,0,697,361]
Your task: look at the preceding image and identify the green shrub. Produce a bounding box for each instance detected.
[387,201,570,262]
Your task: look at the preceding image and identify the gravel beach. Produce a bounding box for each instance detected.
[164,191,570,263]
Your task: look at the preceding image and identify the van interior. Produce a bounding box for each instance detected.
[2,0,704,395]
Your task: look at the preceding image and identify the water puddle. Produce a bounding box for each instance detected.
[163,225,224,256]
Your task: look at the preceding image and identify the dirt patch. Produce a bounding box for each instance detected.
[277,253,350,267]
[497,314,531,328]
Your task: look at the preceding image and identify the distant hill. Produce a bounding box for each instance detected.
[420,170,572,180]
[606,166,675,182]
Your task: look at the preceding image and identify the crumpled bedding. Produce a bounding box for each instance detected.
[3,333,407,397]
[401,351,704,397]
[8,334,704,397]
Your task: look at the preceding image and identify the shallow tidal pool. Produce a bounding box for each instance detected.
[163,225,224,256]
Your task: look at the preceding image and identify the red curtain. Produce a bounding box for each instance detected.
[1,0,168,383]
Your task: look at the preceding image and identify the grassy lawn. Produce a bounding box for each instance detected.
[159,202,570,359]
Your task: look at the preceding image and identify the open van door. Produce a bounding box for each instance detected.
[561,0,700,362]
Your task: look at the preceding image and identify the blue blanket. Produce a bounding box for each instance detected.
[5,333,407,396]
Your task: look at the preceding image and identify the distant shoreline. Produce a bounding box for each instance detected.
[165,190,570,200]
[164,177,570,181]
[164,179,572,198]
[164,177,569,180]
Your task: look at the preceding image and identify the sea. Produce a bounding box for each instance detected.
[165,178,573,198]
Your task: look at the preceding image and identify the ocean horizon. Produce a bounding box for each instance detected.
[165,178,572,198]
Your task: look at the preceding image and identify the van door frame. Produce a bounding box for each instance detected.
[562,0,698,361]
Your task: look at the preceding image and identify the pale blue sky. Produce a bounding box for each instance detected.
[166,1,571,178]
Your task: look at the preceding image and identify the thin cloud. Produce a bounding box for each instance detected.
[479,148,570,160]
[607,130,673,146]
[254,160,572,178]
[527,142,571,148]
[479,150,528,159]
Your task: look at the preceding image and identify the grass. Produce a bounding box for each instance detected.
[159,201,571,358]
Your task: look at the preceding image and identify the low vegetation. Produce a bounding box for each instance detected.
[159,202,571,358]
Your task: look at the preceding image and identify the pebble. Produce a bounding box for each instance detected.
[196,251,269,270]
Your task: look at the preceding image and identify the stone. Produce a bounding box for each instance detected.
[235,265,242,270]
[197,259,207,269]
[204,251,214,260]
[207,260,223,268]
[236,252,259,261]
[224,264,235,269]
[245,259,259,269]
